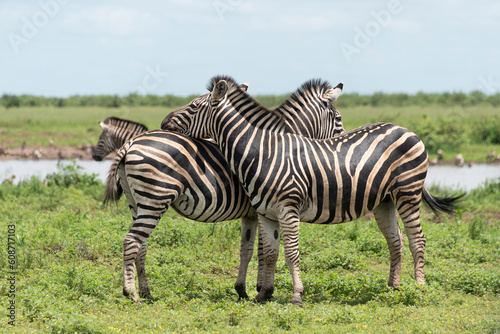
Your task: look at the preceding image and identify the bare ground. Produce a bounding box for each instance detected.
[0,144,98,161]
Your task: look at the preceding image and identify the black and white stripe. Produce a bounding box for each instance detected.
[93,117,148,161]
[104,80,346,301]
[163,75,462,305]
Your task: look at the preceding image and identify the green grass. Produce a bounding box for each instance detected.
[0,165,499,333]
[1,104,499,162]
[0,106,175,148]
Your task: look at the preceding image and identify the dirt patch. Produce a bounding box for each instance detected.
[0,145,97,160]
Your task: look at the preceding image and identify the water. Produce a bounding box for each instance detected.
[1,160,499,191]
[0,160,113,185]
[425,164,500,191]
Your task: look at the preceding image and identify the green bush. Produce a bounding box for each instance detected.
[45,159,100,188]
[470,116,500,144]
[405,115,466,152]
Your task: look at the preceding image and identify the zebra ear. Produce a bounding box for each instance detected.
[212,80,228,102]
[99,121,108,130]
[323,82,343,102]
[239,83,249,92]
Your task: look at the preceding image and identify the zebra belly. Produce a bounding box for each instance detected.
[170,186,254,223]
[298,196,374,224]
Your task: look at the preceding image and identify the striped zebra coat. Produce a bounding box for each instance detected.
[163,75,462,305]
[104,80,346,302]
[93,117,148,161]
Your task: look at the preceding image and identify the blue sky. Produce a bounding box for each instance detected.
[1,0,499,97]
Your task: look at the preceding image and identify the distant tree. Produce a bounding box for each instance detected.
[370,92,386,106]
[467,90,485,106]
[2,94,20,108]
[107,95,121,108]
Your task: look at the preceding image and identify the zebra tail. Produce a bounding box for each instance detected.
[422,186,464,216]
[103,143,129,205]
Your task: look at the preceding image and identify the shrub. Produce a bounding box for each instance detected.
[45,160,100,188]
[470,116,500,144]
[406,115,466,152]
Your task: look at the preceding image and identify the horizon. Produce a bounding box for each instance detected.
[2,88,499,99]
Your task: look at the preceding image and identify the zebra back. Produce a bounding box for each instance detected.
[93,117,148,161]
[161,77,345,139]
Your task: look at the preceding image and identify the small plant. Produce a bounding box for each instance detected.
[468,216,487,242]
[45,159,100,188]
[375,282,441,306]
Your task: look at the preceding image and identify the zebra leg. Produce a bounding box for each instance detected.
[373,200,404,288]
[397,196,426,284]
[234,216,258,300]
[256,229,265,292]
[123,215,161,302]
[255,215,280,303]
[278,210,304,305]
[136,240,154,300]
[123,232,143,302]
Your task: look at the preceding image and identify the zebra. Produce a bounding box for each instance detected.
[93,117,148,161]
[162,75,463,305]
[104,80,346,302]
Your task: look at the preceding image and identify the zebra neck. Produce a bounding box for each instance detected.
[213,91,287,141]
[276,100,324,137]
[212,91,286,176]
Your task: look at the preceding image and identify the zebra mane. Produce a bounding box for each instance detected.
[206,75,241,92]
[102,117,148,132]
[281,78,335,108]
[207,75,285,121]
[207,76,340,123]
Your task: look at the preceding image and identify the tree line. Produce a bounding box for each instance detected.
[2,91,500,109]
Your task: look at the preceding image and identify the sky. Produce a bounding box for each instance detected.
[1,0,499,97]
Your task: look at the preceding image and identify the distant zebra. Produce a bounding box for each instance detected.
[93,117,148,161]
[163,75,463,305]
[105,80,346,302]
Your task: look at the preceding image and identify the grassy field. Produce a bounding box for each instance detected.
[0,163,499,333]
[1,103,499,162]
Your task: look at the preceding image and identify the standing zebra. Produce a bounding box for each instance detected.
[163,75,462,305]
[93,117,148,161]
[105,80,346,301]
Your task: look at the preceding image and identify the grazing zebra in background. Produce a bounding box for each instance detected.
[93,117,148,161]
[163,75,463,305]
[104,80,346,302]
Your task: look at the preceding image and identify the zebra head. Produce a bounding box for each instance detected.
[93,121,116,161]
[93,117,148,161]
[161,78,249,139]
[277,79,344,139]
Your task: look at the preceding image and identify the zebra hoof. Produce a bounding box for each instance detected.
[255,287,273,303]
[237,293,249,301]
[234,283,248,300]
[139,290,155,301]
[291,296,303,306]
[255,294,268,304]
[123,287,140,302]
